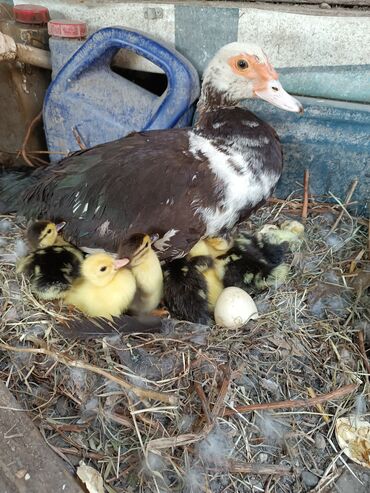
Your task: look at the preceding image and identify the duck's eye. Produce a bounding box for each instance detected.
[144,241,149,248]
[100,266,107,272]
[237,59,248,70]
[47,229,52,234]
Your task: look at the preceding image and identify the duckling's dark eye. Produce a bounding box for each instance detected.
[47,229,52,234]
[100,266,107,272]
[237,59,248,70]
[144,241,149,248]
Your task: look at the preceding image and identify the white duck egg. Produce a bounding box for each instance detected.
[214,287,258,329]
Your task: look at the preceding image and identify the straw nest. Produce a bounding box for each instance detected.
[0,196,369,493]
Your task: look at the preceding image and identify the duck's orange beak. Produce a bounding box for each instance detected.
[113,258,130,270]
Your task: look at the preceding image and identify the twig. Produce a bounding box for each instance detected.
[329,178,359,233]
[212,366,232,418]
[0,342,177,405]
[21,111,42,167]
[209,460,292,476]
[72,126,87,150]
[194,382,212,425]
[56,446,106,460]
[147,432,207,450]
[221,383,357,416]
[349,249,365,274]
[302,169,310,221]
[264,476,274,493]
[357,330,370,375]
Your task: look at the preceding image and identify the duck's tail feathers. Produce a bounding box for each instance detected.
[0,166,36,214]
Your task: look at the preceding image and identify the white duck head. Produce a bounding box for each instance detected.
[200,42,303,113]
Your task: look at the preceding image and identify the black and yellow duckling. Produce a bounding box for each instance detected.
[16,220,85,301]
[118,233,163,315]
[26,220,68,249]
[164,231,289,323]
[64,253,136,319]
[258,220,305,252]
[164,255,213,324]
[219,231,289,290]
[163,237,231,324]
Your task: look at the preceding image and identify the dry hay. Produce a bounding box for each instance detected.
[0,198,369,493]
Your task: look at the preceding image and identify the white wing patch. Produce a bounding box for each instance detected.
[154,229,179,252]
[97,220,111,237]
[188,131,279,236]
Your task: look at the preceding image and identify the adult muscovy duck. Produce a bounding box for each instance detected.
[0,42,303,260]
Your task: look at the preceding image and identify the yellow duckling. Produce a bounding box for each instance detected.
[26,220,68,249]
[64,253,136,319]
[188,236,231,259]
[118,234,163,315]
[17,220,84,301]
[188,237,232,306]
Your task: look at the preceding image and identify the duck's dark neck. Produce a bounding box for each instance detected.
[196,81,237,116]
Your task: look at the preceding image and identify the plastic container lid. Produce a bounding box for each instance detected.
[14,4,50,25]
[48,20,87,39]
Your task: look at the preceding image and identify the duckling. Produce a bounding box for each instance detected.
[188,236,231,259]
[163,255,214,324]
[258,220,305,251]
[26,220,68,249]
[64,253,136,319]
[118,234,163,315]
[218,231,288,291]
[188,238,229,307]
[16,220,84,300]
[163,237,230,324]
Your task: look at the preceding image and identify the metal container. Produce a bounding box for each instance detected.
[0,3,51,166]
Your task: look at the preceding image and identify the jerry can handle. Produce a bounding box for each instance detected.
[60,27,199,129]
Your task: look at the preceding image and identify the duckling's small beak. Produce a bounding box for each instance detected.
[150,233,159,243]
[114,258,130,270]
[55,221,66,232]
[255,80,304,114]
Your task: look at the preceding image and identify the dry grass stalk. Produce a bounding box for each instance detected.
[307,386,330,423]
[329,178,359,233]
[209,460,292,475]
[357,330,370,376]
[302,169,310,221]
[0,342,176,405]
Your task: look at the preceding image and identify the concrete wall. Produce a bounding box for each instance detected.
[12,1,370,70]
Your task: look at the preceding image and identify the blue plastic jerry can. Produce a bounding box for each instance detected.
[43,27,200,162]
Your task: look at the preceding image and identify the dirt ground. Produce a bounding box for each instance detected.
[0,200,369,493]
